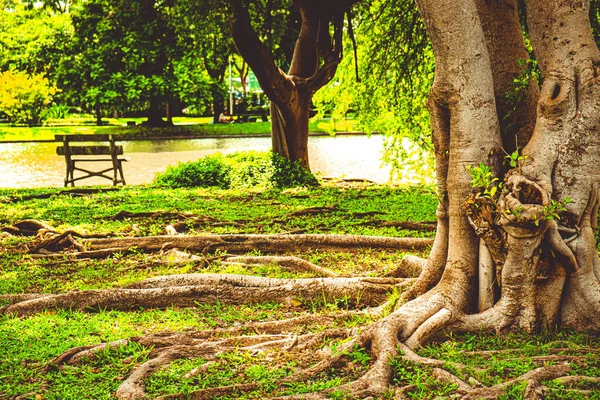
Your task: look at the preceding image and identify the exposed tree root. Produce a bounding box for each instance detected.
[157,383,259,400]
[5,220,595,399]
[385,254,426,278]
[461,364,571,399]
[364,220,437,231]
[222,255,338,277]
[0,293,50,303]
[47,325,359,400]
[25,233,432,258]
[1,273,400,317]
[83,233,432,253]
[1,219,56,236]
[8,257,591,399]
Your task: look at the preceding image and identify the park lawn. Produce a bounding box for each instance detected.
[1,183,597,399]
[0,117,360,142]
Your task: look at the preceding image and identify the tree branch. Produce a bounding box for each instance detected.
[229,0,292,104]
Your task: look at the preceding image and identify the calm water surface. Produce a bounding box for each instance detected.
[0,135,392,188]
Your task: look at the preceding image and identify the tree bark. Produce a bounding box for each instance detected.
[411,0,600,333]
[521,0,600,330]
[475,0,539,152]
[415,0,503,311]
[94,103,102,126]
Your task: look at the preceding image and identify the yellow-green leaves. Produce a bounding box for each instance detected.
[466,162,500,199]
[0,69,59,124]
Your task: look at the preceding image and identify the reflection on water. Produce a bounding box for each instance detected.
[0,135,391,188]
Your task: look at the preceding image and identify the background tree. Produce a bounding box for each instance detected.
[313,0,436,182]
[58,0,184,126]
[230,0,357,170]
[0,2,73,78]
[20,0,79,13]
[0,69,59,124]
[174,0,233,123]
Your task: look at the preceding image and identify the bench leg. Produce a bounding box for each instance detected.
[65,161,75,187]
[118,162,126,185]
[111,161,126,186]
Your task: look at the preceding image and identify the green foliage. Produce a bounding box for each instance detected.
[56,0,187,119]
[390,356,458,398]
[466,162,500,199]
[0,69,59,124]
[504,148,528,169]
[154,153,231,188]
[535,197,572,226]
[0,2,73,76]
[313,0,435,180]
[343,344,371,367]
[467,160,571,225]
[42,103,70,120]
[154,151,318,189]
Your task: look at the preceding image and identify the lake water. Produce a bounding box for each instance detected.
[0,135,393,188]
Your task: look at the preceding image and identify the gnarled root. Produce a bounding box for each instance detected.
[1,274,400,317]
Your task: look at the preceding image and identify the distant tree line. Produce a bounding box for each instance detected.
[0,0,300,127]
[5,0,600,171]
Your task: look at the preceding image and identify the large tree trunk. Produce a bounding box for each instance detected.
[206,63,227,124]
[270,96,311,169]
[94,102,102,126]
[231,0,351,170]
[520,0,600,330]
[406,0,600,334]
[210,82,226,124]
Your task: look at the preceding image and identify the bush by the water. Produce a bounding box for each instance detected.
[154,151,318,189]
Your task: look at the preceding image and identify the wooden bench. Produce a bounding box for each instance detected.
[55,134,128,187]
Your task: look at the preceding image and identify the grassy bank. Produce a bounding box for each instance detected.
[1,183,598,399]
[0,117,361,142]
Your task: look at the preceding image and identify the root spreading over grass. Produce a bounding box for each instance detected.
[1,185,598,399]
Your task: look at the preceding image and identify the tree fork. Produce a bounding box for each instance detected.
[230,0,354,169]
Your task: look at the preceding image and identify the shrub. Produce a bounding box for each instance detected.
[154,153,231,188]
[42,104,70,120]
[0,70,59,124]
[154,151,318,189]
[270,152,319,188]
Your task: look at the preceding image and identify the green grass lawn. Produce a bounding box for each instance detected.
[1,183,597,399]
[0,116,361,142]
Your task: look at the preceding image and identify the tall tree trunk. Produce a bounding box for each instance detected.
[521,0,600,330]
[413,0,503,312]
[475,0,539,153]
[406,0,600,335]
[210,83,226,124]
[231,0,349,170]
[270,95,311,169]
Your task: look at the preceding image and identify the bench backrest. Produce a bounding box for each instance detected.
[56,145,124,156]
[55,134,114,142]
[55,134,123,157]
